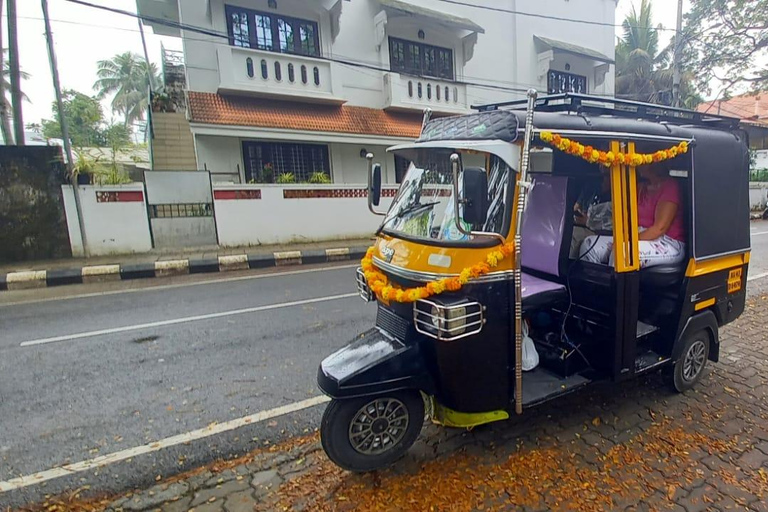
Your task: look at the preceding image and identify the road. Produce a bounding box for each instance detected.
[2,223,768,508]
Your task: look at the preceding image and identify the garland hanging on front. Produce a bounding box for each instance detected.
[361,244,514,303]
[540,131,689,167]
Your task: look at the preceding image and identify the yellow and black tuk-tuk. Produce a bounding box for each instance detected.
[316,91,751,472]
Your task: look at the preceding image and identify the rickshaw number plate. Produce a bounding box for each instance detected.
[728,268,742,293]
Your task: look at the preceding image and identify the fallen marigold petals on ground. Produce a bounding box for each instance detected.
[261,419,741,512]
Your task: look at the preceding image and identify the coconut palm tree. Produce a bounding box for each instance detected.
[1,50,29,144]
[615,0,671,103]
[93,52,160,128]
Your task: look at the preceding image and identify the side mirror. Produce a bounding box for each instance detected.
[371,163,382,206]
[462,167,488,226]
[366,153,385,216]
[450,153,504,244]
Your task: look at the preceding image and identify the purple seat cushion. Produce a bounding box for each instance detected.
[521,272,566,299]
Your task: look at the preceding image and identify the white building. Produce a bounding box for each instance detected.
[137,0,617,186]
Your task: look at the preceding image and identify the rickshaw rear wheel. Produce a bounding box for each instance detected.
[320,390,424,472]
[667,329,710,393]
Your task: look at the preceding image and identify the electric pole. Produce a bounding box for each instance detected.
[42,0,88,256]
[672,0,683,108]
[0,0,13,145]
[7,0,24,144]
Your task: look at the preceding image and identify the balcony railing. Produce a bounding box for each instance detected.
[384,73,468,114]
[217,46,344,104]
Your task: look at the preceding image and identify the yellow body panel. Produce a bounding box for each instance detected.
[374,234,514,276]
[611,141,640,273]
[685,253,750,277]
[694,298,716,311]
[428,396,509,428]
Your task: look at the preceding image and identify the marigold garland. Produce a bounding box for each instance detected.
[539,131,689,168]
[361,243,515,303]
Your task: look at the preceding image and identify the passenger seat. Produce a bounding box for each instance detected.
[520,174,571,310]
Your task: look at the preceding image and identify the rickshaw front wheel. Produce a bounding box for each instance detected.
[320,390,424,472]
[667,329,710,393]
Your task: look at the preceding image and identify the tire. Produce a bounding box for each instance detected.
[320,390,424,472]
[668,329,710,393]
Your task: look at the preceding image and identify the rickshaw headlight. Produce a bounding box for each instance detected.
[429,305,443,329]
[415,299,483,341]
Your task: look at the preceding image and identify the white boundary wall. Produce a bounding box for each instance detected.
[213,183,397,246]
[62,184,153,257]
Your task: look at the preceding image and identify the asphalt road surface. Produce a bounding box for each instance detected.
[3,223,768,508]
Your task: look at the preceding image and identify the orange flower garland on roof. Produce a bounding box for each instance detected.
[539,131,689,167]
[361,243,515,303]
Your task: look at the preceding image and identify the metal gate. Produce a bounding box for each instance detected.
[144,171,218,248]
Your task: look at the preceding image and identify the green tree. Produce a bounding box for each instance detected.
[93,52,160,128]
[615,0,700,108]
[41,89,104,147]
[686,0,768,94]
[1,50,29,144]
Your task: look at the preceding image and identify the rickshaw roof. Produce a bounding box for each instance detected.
[417,93,743,146]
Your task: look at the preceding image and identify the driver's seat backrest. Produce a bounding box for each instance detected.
[521,174,569,279]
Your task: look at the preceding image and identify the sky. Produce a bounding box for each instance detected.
[5,0,181,131]
[7,0,688,131]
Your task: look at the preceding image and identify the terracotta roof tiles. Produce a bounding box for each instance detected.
[187,92,423,138]
[697,93,768,126]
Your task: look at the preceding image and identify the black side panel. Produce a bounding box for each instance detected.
[615,272,639,380]
[318,329,435,399]
[689,128,750,258]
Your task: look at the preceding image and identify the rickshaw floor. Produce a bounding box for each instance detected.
[519,367,591,407]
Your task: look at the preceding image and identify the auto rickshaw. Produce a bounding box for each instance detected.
[317,91,751,472]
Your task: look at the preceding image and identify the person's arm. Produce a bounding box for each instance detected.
[639,200,677,240]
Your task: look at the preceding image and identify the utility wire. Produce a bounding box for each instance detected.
[431,0,684,32]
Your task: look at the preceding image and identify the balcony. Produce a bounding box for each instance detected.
[384,73,469,115]
[217,46,345,104]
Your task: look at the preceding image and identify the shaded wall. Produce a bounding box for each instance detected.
[0,146,71,262]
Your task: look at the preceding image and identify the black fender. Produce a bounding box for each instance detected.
[673,310,720,363]
[317,328,435,399]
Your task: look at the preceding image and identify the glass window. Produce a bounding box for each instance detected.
[547,70,587,94]
[388,37,454,80]
[299,23,318,56]
[277,18,294,53]
[229,10,250,47]
[254,14,273,51]
[225,6,320,57]
[382,152,512,242]
[242,141,331,183]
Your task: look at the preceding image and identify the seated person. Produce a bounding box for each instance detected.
[579,163,685,268]
[570,171,612,258]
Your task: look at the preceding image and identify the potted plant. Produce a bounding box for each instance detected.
[308,171,331,184]
[276,172,296,184]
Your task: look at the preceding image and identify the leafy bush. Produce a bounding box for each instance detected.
[308,171,331,184]
[277,172,295,184]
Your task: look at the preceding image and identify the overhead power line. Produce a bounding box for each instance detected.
[431,0,683,32]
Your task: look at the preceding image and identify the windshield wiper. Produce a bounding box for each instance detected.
[391,201,440,221]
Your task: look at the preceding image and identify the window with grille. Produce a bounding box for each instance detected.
[389,37,454,80]
[395,155,411,184]
[225,5,320,57]
[547,70,587,94]
[242,141,331,183]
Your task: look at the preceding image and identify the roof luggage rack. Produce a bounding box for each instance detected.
[472,93,741,130]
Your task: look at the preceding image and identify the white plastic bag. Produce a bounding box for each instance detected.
[521,320,539,371]
[586,202,613,232]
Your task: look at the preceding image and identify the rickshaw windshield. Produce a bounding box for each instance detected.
[381,151,513,243]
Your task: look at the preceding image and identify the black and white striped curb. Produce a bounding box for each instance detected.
[0,246,369,291]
